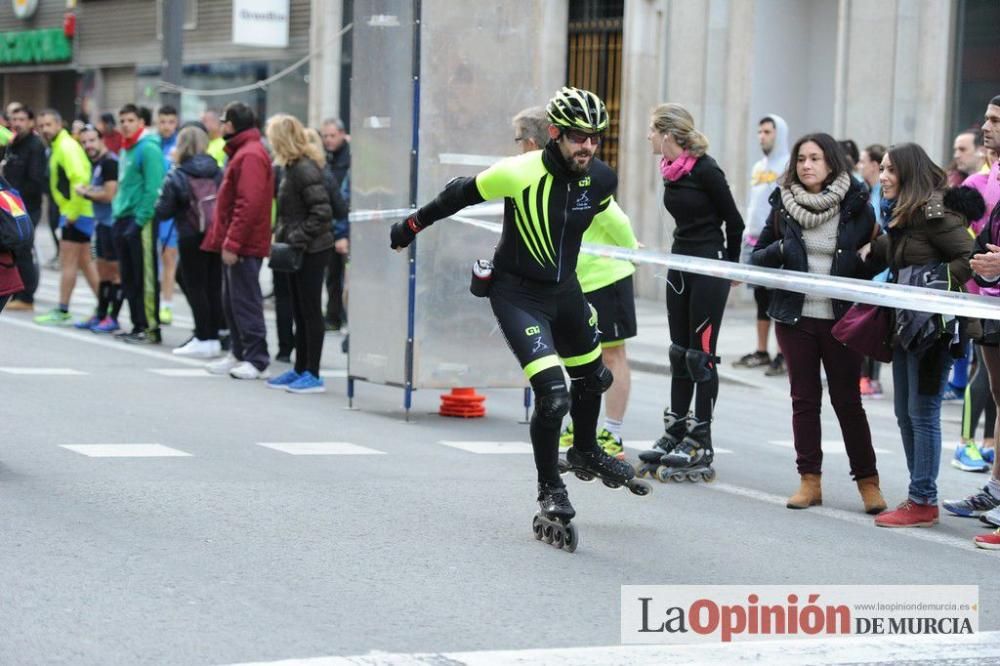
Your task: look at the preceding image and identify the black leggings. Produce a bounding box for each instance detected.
[666,268,730,422]
[290,249,331,377]
[178,234,223,341]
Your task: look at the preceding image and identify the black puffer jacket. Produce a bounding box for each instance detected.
[750,179,879,324]
[275,158,334,254]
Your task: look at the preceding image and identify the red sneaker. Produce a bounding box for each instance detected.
[874,500,939,528]
[974,529,1000,550]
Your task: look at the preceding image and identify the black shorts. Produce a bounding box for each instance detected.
[586,275,637,345]
[95,225,117,261]
[61,223,91,244]
[489,272,601,380]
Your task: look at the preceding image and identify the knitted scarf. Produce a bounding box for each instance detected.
[660,151,697,182]
[780,172,851,229]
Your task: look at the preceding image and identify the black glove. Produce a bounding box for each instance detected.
[389,214,422,250]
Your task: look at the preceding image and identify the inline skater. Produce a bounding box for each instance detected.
[390,87,649,552]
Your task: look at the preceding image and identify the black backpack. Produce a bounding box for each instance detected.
[0,179,33,260]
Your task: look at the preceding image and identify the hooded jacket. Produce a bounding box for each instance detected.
[153,154,222,238]
[112,129,165,225]
[203,128,273,258]
[744,113,789,243]
[4,130,47,215]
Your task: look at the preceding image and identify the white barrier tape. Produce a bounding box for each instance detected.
[446,213,1000,321]
[349,202,503,223]
[351,206,1000,320]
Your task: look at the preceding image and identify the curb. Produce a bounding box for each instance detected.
[628,358,767,389]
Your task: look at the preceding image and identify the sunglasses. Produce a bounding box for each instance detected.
[562,129,603,145]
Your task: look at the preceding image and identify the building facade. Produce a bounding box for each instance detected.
[0,0,311,125]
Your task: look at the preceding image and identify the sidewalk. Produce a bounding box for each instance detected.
[628,293,778,389]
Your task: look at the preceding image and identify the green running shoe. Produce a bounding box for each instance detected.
[559,423,574,450]
[159,307,173,326]
[34,308,72,326]
[597,428,625,460]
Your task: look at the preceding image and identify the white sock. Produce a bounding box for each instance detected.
[162,300,173,309]
[603,417,623,442]
[987,479,1000,500]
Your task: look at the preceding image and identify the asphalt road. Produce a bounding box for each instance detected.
[2,277,1000,665]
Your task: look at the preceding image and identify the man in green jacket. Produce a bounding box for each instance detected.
[32,109,98,326]
[512,105,640,459]
[111,104,166,344]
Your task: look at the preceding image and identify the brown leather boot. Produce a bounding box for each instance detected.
[856,475,887,515]
[786,473,822,509]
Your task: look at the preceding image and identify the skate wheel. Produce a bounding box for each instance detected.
[532,515,544,541]
[703,468,717,482]
[542,524,554,544]
[553,528,565,549]
[602,478,622,490]
[655,466,671,483]
[686,471,701,482]
[574,471,595,483]
[563,524,578,553]
[628,480,652,497]
[669,471,686,483]
[636,465,652,479]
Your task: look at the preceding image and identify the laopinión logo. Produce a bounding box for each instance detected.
[621,585,979,644]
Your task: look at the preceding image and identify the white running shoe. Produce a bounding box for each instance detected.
[173,338,223,359]
[229,361,270,380]
[206,353,240,375]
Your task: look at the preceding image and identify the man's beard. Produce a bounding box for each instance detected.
[568,150,593,174]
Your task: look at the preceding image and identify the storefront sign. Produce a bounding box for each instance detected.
[0,28,72,65]
[232,0,289,48]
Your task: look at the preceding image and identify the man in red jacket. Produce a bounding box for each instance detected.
[0,249,25,313]
[203,103,274,379]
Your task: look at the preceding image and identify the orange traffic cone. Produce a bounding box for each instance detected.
[439,387,486,418]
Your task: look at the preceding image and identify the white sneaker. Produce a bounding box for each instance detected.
[173,338,222,359]
[229,361,270,380]
[206,353,239,375]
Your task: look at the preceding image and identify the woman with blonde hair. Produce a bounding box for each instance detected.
[153,124,224,358]
[264,114,334,394]
[638,103,744,483]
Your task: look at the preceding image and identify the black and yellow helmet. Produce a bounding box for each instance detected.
[546,86,609,134]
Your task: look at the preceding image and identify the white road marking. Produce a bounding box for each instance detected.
[320,368,348,378]
[147,368,220,377]
[222,630,1000,665]
[438,440,533,454]
[61,444,192,458]
[701,481,1000,556]
[769,439,894,455]
[257,442,386,456]
[0,367,87,375]
[0,316,206,366]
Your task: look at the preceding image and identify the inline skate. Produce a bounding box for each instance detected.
[532,481,578,552]
[655,418,716,483]
[558,445,651,496]
[637,409,688,478]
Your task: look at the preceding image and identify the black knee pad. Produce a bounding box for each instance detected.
[533,381,570,428]
[684,349,719,383]
[571,362,614,398]
[669,344,689,379]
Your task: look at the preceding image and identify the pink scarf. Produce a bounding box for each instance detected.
[660,151,697,182]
